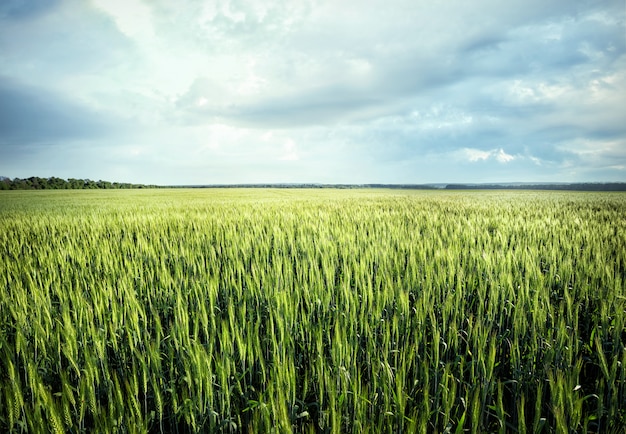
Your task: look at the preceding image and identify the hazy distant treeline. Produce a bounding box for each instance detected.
[179,183,439,189]
[445,183,626,191]
[0,176,158,190]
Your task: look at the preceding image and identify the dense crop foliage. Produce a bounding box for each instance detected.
[0,189,625,433]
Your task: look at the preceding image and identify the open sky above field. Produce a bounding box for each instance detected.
[1,0,625,185]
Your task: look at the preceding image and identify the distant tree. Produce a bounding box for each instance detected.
[48,177,67,189]
[27,177,40,189]
[10,178,26,189]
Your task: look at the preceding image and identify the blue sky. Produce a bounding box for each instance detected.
[1,0,624,185]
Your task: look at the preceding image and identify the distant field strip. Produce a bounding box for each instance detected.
[0,189,624,432]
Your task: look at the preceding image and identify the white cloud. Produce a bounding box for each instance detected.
[463,148,493,162]
[91,0,155,41]
[280,138,299,161]
[459,148,516,163]
[495,148,515,163]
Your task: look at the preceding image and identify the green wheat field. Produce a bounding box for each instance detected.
[0,189,624,433]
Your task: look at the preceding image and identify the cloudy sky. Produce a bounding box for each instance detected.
[1,0,624,185]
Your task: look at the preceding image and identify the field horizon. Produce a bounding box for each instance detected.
[2,175,626,192]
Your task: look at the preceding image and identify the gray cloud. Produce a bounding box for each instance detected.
[0,77,130,147]
[173,0,624,132]
[0,0,59,20]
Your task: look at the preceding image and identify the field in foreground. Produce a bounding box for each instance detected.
[0,189,624,433]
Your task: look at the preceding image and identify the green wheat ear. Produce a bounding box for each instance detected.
[0,189,624,432]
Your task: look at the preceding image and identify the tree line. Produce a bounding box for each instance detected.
[0,176,159,190]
